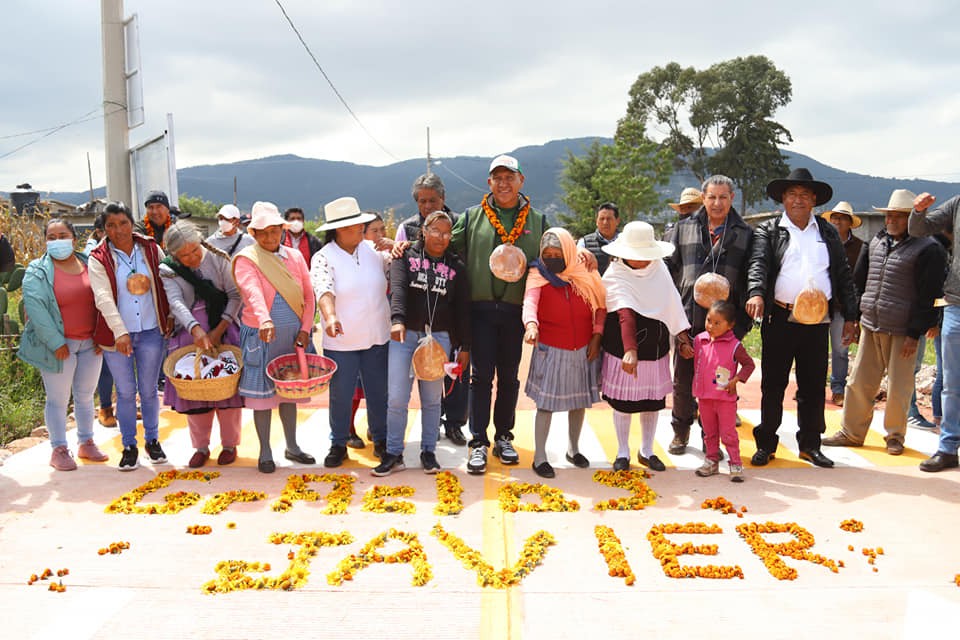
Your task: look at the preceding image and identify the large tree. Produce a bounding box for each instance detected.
[558,119,671,238]
[625,55,793,211]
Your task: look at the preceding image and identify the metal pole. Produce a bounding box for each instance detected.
[101,0,131,206]
[87,152,95,204]
[426,126,431,175]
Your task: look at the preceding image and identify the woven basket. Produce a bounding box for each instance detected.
[163,345,243,402]
[266,350,337,400]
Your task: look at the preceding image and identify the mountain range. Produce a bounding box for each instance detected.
[17,137,960,223]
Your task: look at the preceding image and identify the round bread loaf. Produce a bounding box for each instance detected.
[489,244,527,283]
[793,287,829,324]
[693,272,731,308]
[412,338,447,381]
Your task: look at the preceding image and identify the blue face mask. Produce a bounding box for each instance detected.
[46,238,75,260]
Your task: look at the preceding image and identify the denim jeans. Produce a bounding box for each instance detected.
[102,328,165,448]
[937,306,960,454]
[386,330,450,455]
[326,342,388,447]
[40,338,101,449]
[829,310,850,394]
[468,302,524,448]
[97,361,114,409]
[933,333,943,419]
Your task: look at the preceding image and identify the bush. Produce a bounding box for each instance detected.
[0,345,45,445]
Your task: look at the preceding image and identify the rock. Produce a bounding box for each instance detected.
[5,436,47,454]
[30,426,49,438]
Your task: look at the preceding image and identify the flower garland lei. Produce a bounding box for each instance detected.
[481,193,530,245]
[142,216,171,243]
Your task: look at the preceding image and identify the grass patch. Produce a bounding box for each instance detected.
[0,345,45,446]
[740,325,937,365]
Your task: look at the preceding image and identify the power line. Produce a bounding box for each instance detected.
[0,106,121,161]
[273,0,399,162]
[436,161,487,193]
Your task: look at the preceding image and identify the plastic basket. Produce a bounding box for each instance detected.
[163,345,243,402]
[266,348,337,400]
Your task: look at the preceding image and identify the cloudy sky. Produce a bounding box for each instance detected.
[1,0,959,194]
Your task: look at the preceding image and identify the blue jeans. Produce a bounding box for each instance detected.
[386,330,450,455]
[40,338,101,448]
[933,333,943,419]
[102,328,165,448]
[937,306,960,454]
[829,310,850,394]
[326,343,388,447]
[468,302,524,447]
[97,360,114,409]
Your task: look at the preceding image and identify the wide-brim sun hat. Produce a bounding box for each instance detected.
[820,201,862,228]
[766,167,833,206]
[668,187,703,211]
[601,220,675,261]
[872,188,917,213]
[246,201,286,230]
[318,196,377,231]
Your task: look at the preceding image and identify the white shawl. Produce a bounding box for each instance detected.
[602,259,691,336]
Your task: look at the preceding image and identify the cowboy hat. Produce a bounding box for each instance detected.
[820,201,862,228]
[766,168,833,206]
[601,221,675,261]
[318,196,377,231]
[668,187,703,211]
[246,201,286,230]
[872,188,917,213]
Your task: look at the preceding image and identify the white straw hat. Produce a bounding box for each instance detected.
[318,196,377,231]
[246,201,286,230]
[601,221,675,261]
[873,189,917,213]
[820,201,862,228]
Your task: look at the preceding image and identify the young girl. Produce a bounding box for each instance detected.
[600,221,692,472]
[692,300,755,482]
[523,227,607,478]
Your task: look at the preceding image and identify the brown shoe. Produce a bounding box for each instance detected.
[822,431,863,447]
[188,449,210,468]
[217,447,237,465]
[831,393,844,407]
[50,446,78,471]
[98,406,118,428]
[668,434,688,455]
[885,439,904,456]
[77,439,109,462]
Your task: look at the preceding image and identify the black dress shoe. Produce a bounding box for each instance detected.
[284,449,316,465]
[638,453,666,472]
[532,461,556,478]
[565,452,590,468]
[324,445,348,468]
[751,448,775,466]
[613,457,630,471]
[257,459,276,474]
[799,449,834,468]
[919,451,959,472]
[444,425,467,446]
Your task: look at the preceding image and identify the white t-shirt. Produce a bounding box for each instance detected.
[310,240,390,351]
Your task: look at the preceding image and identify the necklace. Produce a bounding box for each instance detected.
[481,194,530,244]
[114,243,151,295]
[419,249,444,333]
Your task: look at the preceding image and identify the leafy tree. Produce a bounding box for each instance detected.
[625,55,792,211]
[177,193,220,218]
[558,121,671,238]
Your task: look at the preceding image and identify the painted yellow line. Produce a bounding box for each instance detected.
[480,467,517,640]
[823,410,927,466]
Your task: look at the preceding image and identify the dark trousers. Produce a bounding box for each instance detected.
[441,355,468,429]
[670,350,697,436]
[753,305,829,452]
[468,302,523,447]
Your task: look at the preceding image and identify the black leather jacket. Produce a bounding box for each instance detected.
[746,214,858,321]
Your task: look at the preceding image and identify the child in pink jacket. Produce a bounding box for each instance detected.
[692,300,755,482]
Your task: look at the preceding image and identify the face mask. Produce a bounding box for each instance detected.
[47,238,75,260]
[542,256,566,274]
[218,219,235,233]
[287,220,304,234]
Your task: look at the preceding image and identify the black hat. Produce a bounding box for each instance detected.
[144,190,170,209]
[766,168,833,206]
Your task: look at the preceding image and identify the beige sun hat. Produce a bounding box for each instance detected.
[873,189,917,213]
[820,201,862,228]
[246,201,286,230]
[318,196,377,231]
[601,221,675,261]
[668,187,703,211]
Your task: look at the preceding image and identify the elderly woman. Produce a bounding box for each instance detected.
[373,211,470,476]
[160,222,244,467]
[311,196,391,468]
[88,201,171,471]
[19,219,110,470]
[234,201,316,473]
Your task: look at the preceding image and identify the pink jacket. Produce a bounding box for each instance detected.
[692,329,755,402]
[234,246,315,333]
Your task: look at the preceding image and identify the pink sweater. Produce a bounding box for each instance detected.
[234,247,315,333]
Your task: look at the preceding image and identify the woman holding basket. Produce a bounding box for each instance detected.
[234,202,317,473]
[160,222,243,468]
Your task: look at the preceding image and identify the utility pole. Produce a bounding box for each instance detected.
[101,0,132,206]
[86,152,95,204]
[426,126,432,176]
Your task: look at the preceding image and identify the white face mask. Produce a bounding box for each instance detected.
[218,218,235,234]
[288,220,304,234]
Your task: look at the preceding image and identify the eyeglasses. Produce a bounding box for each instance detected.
[425,228,452,239]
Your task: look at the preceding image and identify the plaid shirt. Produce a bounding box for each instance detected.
[663,207,754,337]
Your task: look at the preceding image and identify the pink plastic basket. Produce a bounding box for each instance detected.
[266,349,337,400]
